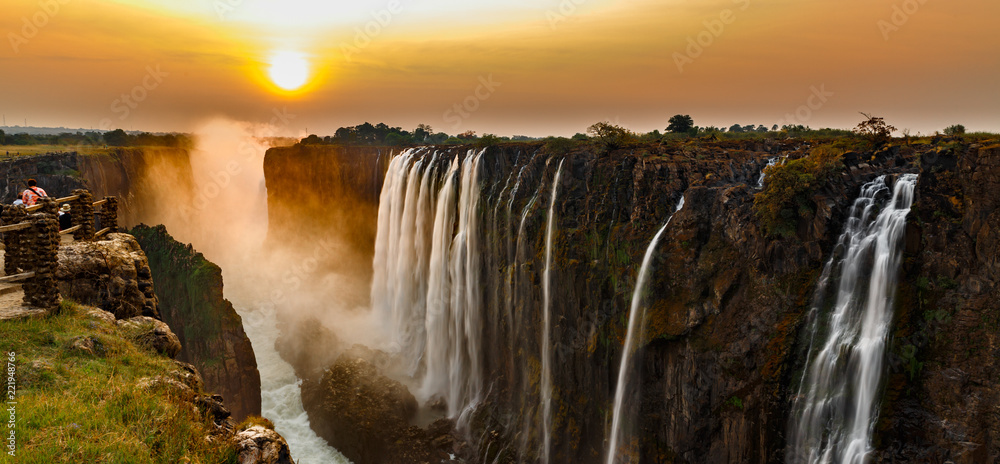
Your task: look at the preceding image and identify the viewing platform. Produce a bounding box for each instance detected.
[0,189,118,320]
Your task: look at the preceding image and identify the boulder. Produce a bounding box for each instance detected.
[117,316,181,358]
[235,426,295,464]
[56,233,158,319]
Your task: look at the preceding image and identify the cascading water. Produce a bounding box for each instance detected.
[372,148,485,425]
[787,173,918,464]
[605,195,686,464]
[757,157,780,189]
[541,159,565,464]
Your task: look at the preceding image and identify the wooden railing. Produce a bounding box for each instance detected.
[1,189,119,311]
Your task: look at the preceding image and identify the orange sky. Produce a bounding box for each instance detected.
[1,0,998,137]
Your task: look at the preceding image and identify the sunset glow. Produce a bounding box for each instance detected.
[267,51,310,92]
[2,0,997,135]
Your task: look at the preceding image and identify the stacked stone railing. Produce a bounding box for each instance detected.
[0,190,119,311]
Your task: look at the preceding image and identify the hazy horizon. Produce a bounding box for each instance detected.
[3,0,998,137]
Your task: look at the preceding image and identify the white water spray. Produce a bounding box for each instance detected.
[541,159,565,464]
[786,174,918,464]
[232,297,352,464]
[605,195,686,464]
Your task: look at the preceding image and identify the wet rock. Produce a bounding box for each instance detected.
[301,351,461,464]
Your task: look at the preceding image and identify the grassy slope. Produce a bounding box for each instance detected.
[0,301,237,464]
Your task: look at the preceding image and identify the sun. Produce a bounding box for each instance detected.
[267,50,310,91]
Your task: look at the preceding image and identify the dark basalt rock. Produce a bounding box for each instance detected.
[300,349,465,464]
[267,139,996,463]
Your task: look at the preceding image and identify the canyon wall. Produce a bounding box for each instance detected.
[263,140,1000,464]
[130,224,262,422]
[876,143,1000,463]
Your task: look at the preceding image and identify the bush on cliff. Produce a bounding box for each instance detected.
[587,121,637,152]
[754,145,844,237]
[0,301,238,463]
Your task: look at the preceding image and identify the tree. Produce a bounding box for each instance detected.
[729,124,744,133]
[667,114,694,133]
[853,112,896,147]
[384,133,412,146]
[300,134,323,145]
[944,124,966,136]
[103,129,130,147]
[587,122,636,151]
[0,129,4,145]
[413,124,432,142]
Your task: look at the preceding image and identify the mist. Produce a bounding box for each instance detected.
[131,117,393,462]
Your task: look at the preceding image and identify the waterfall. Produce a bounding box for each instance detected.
[541,159,565,464]
[605,195,686,464]
[372,148,485,425]
[757,157,779,189]
[786,174,918,464]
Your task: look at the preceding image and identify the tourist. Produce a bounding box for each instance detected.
[59,204,72,230]
[21,179,47,206]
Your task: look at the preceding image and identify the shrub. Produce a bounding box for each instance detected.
[587,122,637,151]
[754,145,844,237]
[237,415,276,431]
[853,112,896,148]
[943,124,966,136]
[475,133,501,148]
[543,137,579,155]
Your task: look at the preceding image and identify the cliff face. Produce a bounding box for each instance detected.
[130,224,262,422]
[263,145,388,286]
[461,142,908,463]
[875,144,1000,463]
[267,140,1000,463]
[0,148,194,226]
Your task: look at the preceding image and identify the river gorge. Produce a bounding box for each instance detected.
[4,134,998,463]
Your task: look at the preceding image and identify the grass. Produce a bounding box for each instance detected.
[0,301,237,464]
[0,145,113,158]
